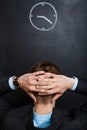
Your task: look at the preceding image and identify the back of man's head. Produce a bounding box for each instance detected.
[29,61,60,104]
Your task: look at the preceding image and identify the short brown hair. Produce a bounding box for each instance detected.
[29,61,60,74]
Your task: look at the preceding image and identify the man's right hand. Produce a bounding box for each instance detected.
[36,73,75,102]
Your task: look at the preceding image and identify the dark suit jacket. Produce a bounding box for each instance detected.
[0,76,32,106]
[1,104,87,130]
[0,77,11,95]
[0,76,87,129]
[0,76,32,129]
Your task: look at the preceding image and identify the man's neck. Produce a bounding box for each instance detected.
[34,102,55,114]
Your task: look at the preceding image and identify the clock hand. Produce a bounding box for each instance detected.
[37,15,53,24]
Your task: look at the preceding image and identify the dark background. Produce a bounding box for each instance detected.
[0,0,87,78]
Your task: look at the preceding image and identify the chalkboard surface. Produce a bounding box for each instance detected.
[0,0,87,79]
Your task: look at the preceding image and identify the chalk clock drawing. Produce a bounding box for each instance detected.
[29,2,57,31]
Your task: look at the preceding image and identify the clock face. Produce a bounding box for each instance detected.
[29,2,57,31]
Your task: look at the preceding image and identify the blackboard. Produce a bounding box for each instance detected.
[0,0,87,79]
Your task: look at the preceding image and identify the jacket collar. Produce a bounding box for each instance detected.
[26,106,70,130]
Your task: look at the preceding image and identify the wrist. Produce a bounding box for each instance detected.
[13,77,19,87]
[68,78,75,90]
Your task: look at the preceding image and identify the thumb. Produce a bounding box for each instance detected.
[52,94,62,103]
[28,92,37,103]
